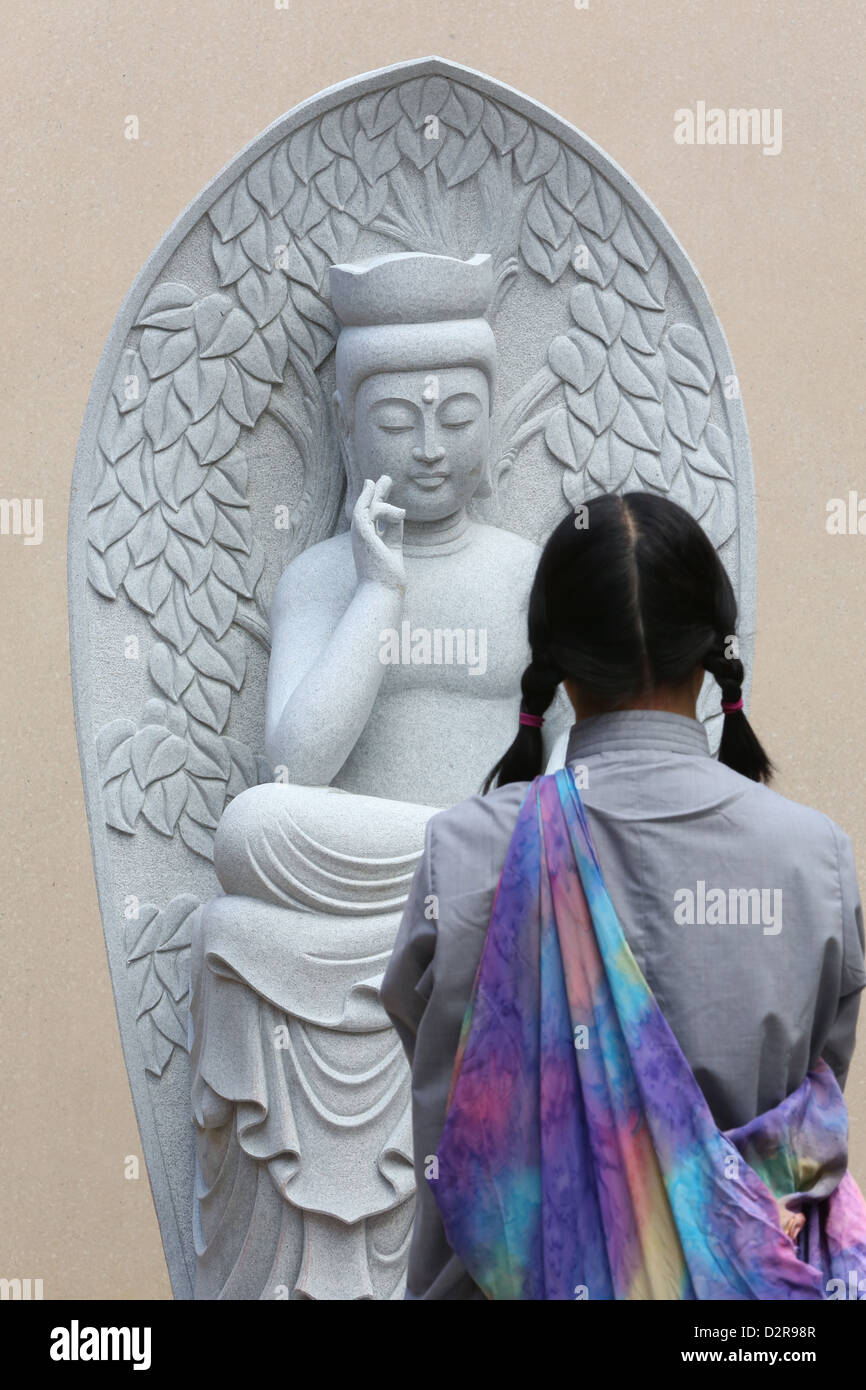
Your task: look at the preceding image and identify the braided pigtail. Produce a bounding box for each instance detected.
[481,652,561,792]
[702,637,774,784]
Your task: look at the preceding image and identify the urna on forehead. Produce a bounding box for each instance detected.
[330,251,498,411]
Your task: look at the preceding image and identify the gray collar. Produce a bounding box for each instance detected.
[565,708,711,762]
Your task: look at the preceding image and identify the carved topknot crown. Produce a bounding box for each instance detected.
[329,251,494,327]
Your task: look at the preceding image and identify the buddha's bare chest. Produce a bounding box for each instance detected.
[380,565,530,694]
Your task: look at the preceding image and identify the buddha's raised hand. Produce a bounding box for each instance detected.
[351,476,406,593]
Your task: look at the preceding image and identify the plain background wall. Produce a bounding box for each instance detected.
[1,0,863,1299]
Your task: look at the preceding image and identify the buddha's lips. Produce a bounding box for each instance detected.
[409,473,449,488]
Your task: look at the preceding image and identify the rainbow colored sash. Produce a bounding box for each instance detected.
[430,768,866,1299]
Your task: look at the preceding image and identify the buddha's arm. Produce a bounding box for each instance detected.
[264,575,404,784]
[264,477,406,784]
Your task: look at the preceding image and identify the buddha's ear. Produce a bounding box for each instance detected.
[473,452,493,500]
[332,389,360,523]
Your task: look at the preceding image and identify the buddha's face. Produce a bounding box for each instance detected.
[338,366,491,520]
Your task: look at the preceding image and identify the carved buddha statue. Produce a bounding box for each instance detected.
[189,249,569,1300]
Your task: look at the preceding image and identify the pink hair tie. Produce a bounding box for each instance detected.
[721,697,744,713]
[519,712,545,728]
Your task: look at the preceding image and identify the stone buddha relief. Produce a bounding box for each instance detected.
[69,57,756,1299]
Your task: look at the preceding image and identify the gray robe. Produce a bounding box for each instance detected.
[380,709,866,1300]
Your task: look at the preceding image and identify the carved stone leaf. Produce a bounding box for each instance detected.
[143,377,190,451]
[570,283,625,347]
[544,407,594,471]
[576,170,621,239]
[690,423,734,480]
[609,340,666,401]
[440,83,484,136]
[247,141,297,218]
[632,446,672,492]
[564,361,619,437]
[622,301,665,354]
[123,556,173,616]
[612,204,656,271]
[185,572,237,641]
[437,126,490,188]
[224,736,258,799]
[575,226,619,288]
[548,146,592,212]
[615,255,667,311]
[124,896,199,1076]
[203,451,247,506]
[548,332,605,394]
[211,503,252,555]
[513,123,559,183]
[520,209,574,284]
[152,585,200,652]
[183,673,232,732]
[236,266,289,329]
[209,178,259,243]
[143,769,189,836]
[613,391,665,452]
[186,628,246,690]
[128,507,168,567]
[98,396,146,464]
[90,458,122,511]
[198,404,242,464]
[149,642,195,701]
[188,721,233,779]
[183,779,222,831]
[89,490,140,554]
[664,376,711,449]
[130,726,187,787]
[218,360,268,427]
[102,769,142,834]
[344,172,388,226]
[87,539,128,600]
[149,992,189,1050]
[97,718,135,775]
[211,233,250,287]
[320,105,355,156]
[140,327,197,380]
[115,441,154,509]
[394,119,439,171]
[663,323,716,392]
[172,357,226,422]
[178,811,215,861]
[357,84,402,139]
[586,431,634,490]
[289,122,334,184]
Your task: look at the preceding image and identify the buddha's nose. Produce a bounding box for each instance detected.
[412,443,446,464]
[413,419,445,464]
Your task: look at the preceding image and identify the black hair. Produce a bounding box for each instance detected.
[483,491,773,791]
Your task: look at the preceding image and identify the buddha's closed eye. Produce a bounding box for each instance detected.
[370,393,483,433]
[439,393,482,428]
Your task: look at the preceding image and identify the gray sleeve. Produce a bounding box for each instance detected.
[379,815,438,1066]
[822,824,866,1090]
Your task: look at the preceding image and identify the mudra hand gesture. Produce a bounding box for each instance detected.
[351,475,406,593]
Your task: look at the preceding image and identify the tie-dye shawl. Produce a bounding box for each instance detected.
[430,768,866,1300]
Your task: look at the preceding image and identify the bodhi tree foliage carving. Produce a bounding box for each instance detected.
[86,72,737,1072]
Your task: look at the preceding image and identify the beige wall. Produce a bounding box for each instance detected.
[1,0,863,1299]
